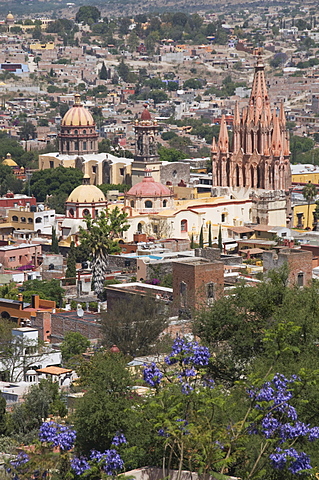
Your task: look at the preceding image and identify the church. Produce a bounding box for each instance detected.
[211,54,292,226]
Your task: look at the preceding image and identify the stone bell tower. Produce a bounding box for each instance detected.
[131,105,161,186]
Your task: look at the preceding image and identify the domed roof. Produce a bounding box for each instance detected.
[6,12,14,22]
[67,184,106,203]
[2,153,17,167]
[61,94,95,127]
[140,104,151,121]
[126,171,172,197]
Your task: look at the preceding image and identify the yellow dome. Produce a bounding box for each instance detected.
[6,12,14,21]
[2,153,17,167]
[61,94,95,127]
[67,184,106,203]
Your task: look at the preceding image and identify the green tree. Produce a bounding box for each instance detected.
[183,78,202,90]
[51,227,59,254]
[199,225,204,248]
[150,89,168,105]
[158,146,187,162]
[0,395,6,435]
[73,352,137,454]
[65,241,76,279]
[60,331,90,364]
[99,61,108,80]
[22,279,64,305]
[30,166,83,202]
[11,380,66,443]
[75,6,101,24]
[218,225,222,250]
[78,208,129,298]
[302,182,317,229]
[208,223,212,247]
[101,295,167,356]
[19,122,36,141]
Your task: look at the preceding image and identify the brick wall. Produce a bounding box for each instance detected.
[172,259,224,314]
[263,248,313,286]
[33,311,102,342]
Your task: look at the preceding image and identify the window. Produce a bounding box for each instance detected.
[83,142,87,150]
[9,257,15,262]
[92,166,97,173]
[145,200,153,208]
[83,209,90,217]
[181,219,187,232]
[49,161,54,169]
[120,168,125,176]
[75,141,79,150]
[69,208,74,217]
[12,215,18,222]
[130,200,135,208]
[173,170,177,178]
[35,217,42,223]
[75,130,78,134]
[28,218,33,223]
[83,129,86,134]
[221,213,226,223]
[163,200,167,207]
[207,282,214,299]
[297,272,304,287]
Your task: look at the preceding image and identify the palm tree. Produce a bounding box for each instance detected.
[302,182,318,230]
[79,207,129,298]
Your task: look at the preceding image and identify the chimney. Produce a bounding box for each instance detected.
[31,294,40,309]
[18,293,23,302]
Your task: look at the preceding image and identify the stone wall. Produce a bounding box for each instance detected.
[160,162,190,186]
[263,248,313,286]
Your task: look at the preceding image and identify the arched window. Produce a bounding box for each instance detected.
[130,200,135,208]
[74,129,78,134]
[83,209,90,217]
[12,216,18,222]
[137,222,143,233]
[181,219,187,232]
[69,208,74,217]
[21,217,26,223]
[28,218,33,223]
[163,200,167,207]
[83,130,86,134]
[83,142,87,150]
[145,200,153,209]
[35,217,42,223]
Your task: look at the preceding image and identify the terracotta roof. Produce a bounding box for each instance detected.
[227,226,254,234]
[239,248,265,255]
[252,225,276,232]
[36,366,72,375]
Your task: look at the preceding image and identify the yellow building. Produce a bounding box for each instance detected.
[291,164,319,185]
[30,42,55,51]
[293,203,316,230]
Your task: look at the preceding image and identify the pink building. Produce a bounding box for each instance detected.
[0,243,42,269]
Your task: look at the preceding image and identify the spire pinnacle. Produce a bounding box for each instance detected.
[271,114,282,156]
[218,115,229,154]
[211,136,217,153]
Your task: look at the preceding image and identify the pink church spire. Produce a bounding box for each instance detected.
[218,115,229,154]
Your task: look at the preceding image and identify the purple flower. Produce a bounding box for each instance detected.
[102,449,124,475]
[89,449,124,475]
[10,453,29,469]
[158,428,169,437]
[181,382,194,394]
[261,415,280,438]
[143,362,163,387]
[165,337,210,368]
[39,422,76,451]
[71,457,90,475]
[111,433,127,446]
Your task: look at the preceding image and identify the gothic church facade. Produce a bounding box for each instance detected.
[211,55,291,225]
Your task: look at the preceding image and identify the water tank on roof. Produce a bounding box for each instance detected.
[30,205,36,212]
